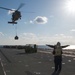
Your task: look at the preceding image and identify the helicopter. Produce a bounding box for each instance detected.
[0,3,24,24]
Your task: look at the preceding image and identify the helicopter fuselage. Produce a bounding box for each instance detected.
[8,11,21,24]
[12,11,21,22]
[0,3,24,24]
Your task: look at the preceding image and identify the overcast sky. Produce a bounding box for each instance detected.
[0,0,75,45]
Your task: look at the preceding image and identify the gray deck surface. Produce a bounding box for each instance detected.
[0,48,75,75]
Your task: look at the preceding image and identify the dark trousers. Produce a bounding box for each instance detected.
[54,56,62,72]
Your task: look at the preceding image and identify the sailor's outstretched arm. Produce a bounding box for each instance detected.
[46,44,55,48]
[61,45,69,48]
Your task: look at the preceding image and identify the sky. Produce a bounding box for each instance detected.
[0,0,75,45]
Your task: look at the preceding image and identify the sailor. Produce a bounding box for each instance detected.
[46,42,69,72]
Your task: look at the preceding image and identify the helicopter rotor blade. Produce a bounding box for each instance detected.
[0,7,13,11]
[17,3,25,11]
[20,10,35,13]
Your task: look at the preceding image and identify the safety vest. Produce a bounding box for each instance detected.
[55,46,62,56]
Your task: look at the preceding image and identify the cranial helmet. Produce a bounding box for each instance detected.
[57,42,61,46]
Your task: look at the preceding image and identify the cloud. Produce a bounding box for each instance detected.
[70,29,75,32]
[49,15,54,18]
[24,21,33,24]
[33,16,48,24]
[0,32,4,36]
[30,20,33,24]
[25,16,48,24]
[22,33,37,38]
[0,33,75,45]
[24,22,27,24]
[8,9,15,14]
[18,33,74,45]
